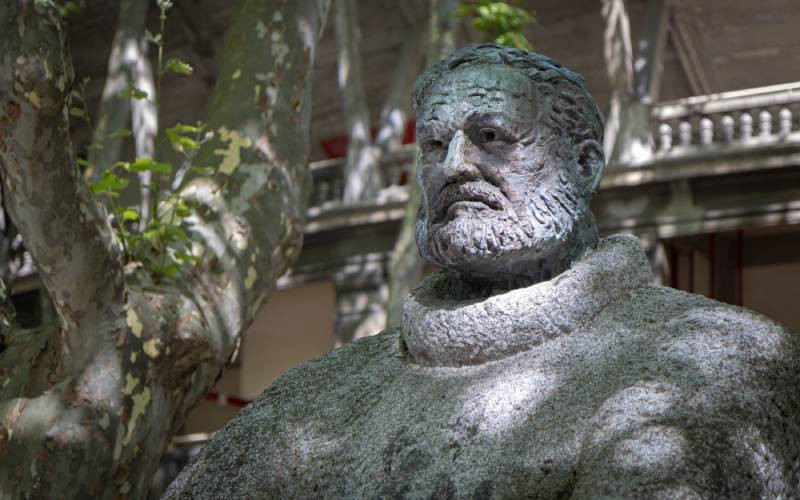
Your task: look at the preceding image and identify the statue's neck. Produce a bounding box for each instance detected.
[402,234,652,367]
[444,212,599,299]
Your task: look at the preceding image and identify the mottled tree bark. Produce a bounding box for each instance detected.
[0,0,329,498]
[386,0,459,327]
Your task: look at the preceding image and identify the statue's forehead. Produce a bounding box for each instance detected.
[418,65,538,130]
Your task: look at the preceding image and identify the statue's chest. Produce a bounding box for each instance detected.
[293,360,591,498]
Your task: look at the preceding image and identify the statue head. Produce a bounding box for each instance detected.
[412,44,605,291]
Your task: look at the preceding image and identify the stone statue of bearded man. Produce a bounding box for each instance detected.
[166,45,800,499]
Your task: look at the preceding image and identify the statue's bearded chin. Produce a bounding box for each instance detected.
[418,173,588,282]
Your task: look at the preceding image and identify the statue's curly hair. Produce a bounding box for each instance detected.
[412,44,604,148]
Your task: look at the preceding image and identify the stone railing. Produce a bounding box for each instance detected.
[308,145,415,209]
[652,82,800,155]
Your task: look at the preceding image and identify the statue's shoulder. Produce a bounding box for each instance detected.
[257,326,405,408]
[628,283,800,369]
[575,285,800,496]
[163,328,406,498]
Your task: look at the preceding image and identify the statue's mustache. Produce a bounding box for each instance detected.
[433,180,507,223]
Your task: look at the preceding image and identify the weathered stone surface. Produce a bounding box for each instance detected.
[165,45,800,497]
[165,235,800,497]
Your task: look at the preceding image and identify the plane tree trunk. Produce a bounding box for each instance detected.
[0,0,329,497]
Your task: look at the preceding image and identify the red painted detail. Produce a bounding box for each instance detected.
[320,120,417,159]
[205,391,251,408]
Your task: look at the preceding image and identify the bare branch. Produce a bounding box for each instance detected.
[86,0,150,181]
[601,0,654,164]
[335,0,384,202]
[374,30,424,154]
[131,32,158,225]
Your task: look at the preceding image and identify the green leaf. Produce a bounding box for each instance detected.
[69,107,88,119]
[106,128,132,139]
[129,157,172,174]
[167,123,202,153]
[122,209,140,221]
[175,202,193,218]
[161,263,182,277]
[162,225,187,240]
[189,165,215,176]
[90,170,129,194]
[120,82,148,100]
[143,228,160,241]
[165,58,193,75]
[174,251,202,264]
[76,158,90,168]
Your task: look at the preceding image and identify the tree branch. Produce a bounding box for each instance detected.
[335,0,384,202]
[374,30,425,155]
[0,3,125,358]
[86,0,150,182]
[601,0,654,164]
[130,28,158,225]
[182,0,331,361]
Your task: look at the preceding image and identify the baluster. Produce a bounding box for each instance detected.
[388,164,400,187]
[779,108,792,135]
[740,112,753,140]
[317,179,330,205]
[658,123,673,152]
[331,178,343,202]
[758,110,772,136]
[721,115,735,142]
[679,121,692,146]
[699,117,714,145]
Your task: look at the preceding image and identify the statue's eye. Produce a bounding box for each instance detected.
[426,139,445,149]
[479,128,497,142]
[477,127,507,147]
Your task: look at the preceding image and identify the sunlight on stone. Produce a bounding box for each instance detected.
[589,381,678,448]
[459,369,558,436]
[613,425,686,470]
[737,426,787,487]
[286,421,343,463]
[337,57,350,88]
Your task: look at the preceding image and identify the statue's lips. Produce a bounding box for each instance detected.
[435,181,505,223]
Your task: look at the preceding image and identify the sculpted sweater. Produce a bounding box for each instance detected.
[166,235,800,499]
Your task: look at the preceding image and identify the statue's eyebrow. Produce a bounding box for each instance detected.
[417,119,451,138]
[465,111,514,132]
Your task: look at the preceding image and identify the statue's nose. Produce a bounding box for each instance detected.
[441,130,481,181]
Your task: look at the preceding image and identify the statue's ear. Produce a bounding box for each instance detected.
[576,139,605,195]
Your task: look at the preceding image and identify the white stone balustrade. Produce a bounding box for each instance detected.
[651,82,800,154]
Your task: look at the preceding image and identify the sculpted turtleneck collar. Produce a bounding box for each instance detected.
[401,234,652,367]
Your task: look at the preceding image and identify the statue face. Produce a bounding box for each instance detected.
[415,64,599,283]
